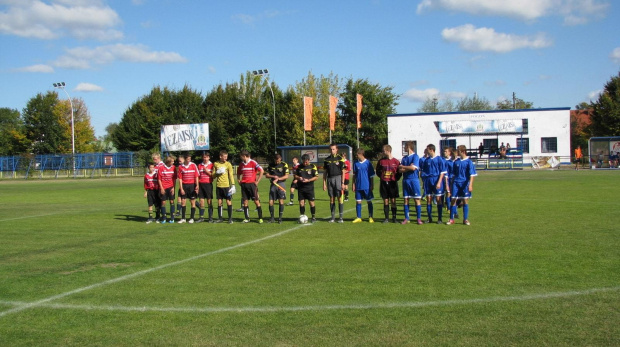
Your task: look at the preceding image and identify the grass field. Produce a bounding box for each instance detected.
[0,170,619,346]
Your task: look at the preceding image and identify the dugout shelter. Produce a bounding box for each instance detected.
[588,136,620,169]
[277,144,353,171]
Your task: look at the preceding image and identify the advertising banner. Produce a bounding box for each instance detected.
[437,119,523,134]
[160,123,209,153]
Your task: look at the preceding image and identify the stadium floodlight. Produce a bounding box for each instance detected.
[53,81,75,177]
[252,69,277,153]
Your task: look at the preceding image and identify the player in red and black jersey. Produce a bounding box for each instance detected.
[342,152,351,202]
[157,156,177,223]
[376,144,401,223]
[144,163,161,223]
[197,152,214,223]
[177,153,199,223]
[288,156,300,205]
[237,150,264,223]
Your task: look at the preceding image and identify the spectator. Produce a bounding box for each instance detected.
[478,142,484,157]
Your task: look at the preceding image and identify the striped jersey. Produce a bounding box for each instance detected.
[178,162,199,184]
[144,172,159,190]
[237,159,263,183]
[197,161,214,184]
[158,164,176,189]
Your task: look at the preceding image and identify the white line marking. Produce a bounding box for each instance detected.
[1,287,618,314]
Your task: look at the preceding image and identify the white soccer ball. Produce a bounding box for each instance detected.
[298,214,308,224]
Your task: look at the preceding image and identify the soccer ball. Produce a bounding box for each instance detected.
[298,215,308,224]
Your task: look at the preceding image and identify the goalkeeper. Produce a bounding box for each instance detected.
[213,149,236,224]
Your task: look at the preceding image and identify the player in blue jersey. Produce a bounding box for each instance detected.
[351,148,375,223]
[421,144,447,224]
[443,147,456,217]
[447,145,477,226]
[398,141,423,225]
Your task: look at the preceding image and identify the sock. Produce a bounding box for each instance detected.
[416,205,422,220]
[257,206,263,219]
[227,205,232,220]
[182,206,186,219]
[300,206,305,215]
[391,207,397,220]
[437,204,443,221]
[170,205,175,217]
[269,205,274,218]
[199,208,205,217]
[404,205,410,220]
[345,189,349,199]
[161,206,167,219]
[339,203,343,218]
[330,203,335,219]
[384,205,389,219]
[155,209,160,219]
[368,202,374,218]
[463,204,469,220]
[450,205,456,219]
[177,203,181,212]
[356,203,362,218]
[218,205,222,219]
[279,204,284,219]
[148,211,153,219]
[208,206,213,220]
[244,206,249,219]
[310,205,316,218]
[290,194,294,201]
[190,207,195,220]
[427,204,432,221]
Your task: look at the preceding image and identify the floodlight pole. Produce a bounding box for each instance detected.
[252,69,277,154]
[53,82,75,177]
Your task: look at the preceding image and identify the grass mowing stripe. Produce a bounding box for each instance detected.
[2,286,618,314]
[0,208,356,319]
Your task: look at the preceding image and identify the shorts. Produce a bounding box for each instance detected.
[180,183,197,199]
[343,178,350,185]
[298,188,315,202]
[379,180,399,199]
[402,179,422,199]
[241,182,259,201]
[326,175,343,198]
[146,190,161,207]
[355,189,374,202]
[291,181,298,189]
[269,183,286,201]
[423,176,444,197]
[198,182,213,199]
[161,187,175,201]
[216,186,231,200]
[451,181,472,200]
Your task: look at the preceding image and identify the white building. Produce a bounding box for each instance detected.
[387,108,571,162]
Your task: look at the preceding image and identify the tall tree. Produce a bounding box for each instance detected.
[0,107,28,155]
[456,95,493,111]
[589,71,620,136]
[22,91,69,154]
[417,97,456,113]
[56,97,97,153]
[336,78,398,158]
[496,97,534,110]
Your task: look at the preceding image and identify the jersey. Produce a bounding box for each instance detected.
[444,158,454,181]
[213,161,234,188]
[343,159,351,180]
[144,172,159,190]
[452,157,477,183]
[376,157,400,182]
[323,154,345,177]
[178,162,199,184]
[198,161,214,184]
[266,161,289,179]
[400,153,420,181]
[158,165,176,190]
[237,159,263,183]
[295,163,319,190]
[353,159,375,191]
[421,156,446,179]
[419,156,428,179]
[154,161,165,174]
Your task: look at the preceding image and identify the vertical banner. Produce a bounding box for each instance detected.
[329,95,338,131]
[356,94,363,129]
[304,96,313,131]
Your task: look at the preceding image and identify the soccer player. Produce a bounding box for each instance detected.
[294,154,319,223]
[197,152,214,223]
[342,151,351,202]
[144,163,161,224]
[443,147,458,219]
[288,156,300,205]
[376,144,401,223]
[398,141,423,225]
[447,145,477,226]
[237,150,264,223]
[152,153,165,172]
[265,153,289,223]
[323,143,346,223]
[352,148,375,223]
[421,144,447,224]
[213,150,235,224]
[157,156,177,223]
[177,153,199,223]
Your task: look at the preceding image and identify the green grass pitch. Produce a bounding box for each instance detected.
[0,170,619,346]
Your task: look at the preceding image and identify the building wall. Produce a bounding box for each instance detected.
[387,108,571,161]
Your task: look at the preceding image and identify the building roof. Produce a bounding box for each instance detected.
[388,107,571,118]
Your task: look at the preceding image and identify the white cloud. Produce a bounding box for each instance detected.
[0,0,123,40]
[417,0,609,25]
[231,10,291,25]
[207,66,217,74]
[611,47,620,64]
[14,64,55,73]
[588,89,602,101]
[74,82,104,92]
[52,44,188,69]
[442,24,552,53]
[403,88,466,102]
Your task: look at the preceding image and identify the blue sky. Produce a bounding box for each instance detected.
[1,0,619,137]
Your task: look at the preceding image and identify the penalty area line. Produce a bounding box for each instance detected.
[1,286,618,314]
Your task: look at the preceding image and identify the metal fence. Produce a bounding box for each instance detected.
[0,152,143,179]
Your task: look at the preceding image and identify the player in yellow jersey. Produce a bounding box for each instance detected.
[213,150,236,223]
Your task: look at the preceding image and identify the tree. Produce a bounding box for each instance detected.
[417,97,456,113]
[589,71,620,136]
[496,96,534,110]
[456,95,493,111]
[337,78,398,158]
[22,91,69,154]
[0,107,28,155]
[56,97,96,153]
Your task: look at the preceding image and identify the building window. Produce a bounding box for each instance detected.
[483,139,498,155]
[522,119,528,134]
[516,138,529,153]
[541,137,557,153]
[401,140,417,157]
[439,139,456,153]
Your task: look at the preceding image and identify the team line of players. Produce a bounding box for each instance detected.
[143,142,476,226]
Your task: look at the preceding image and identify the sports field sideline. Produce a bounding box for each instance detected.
[0,170,618,346]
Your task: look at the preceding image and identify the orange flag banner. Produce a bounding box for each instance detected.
[304,97,313,131]
[356,94,363,129]
[329,95,338,131]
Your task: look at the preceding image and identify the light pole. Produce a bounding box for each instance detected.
[252,69,276,154]
[53,82,75,176]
